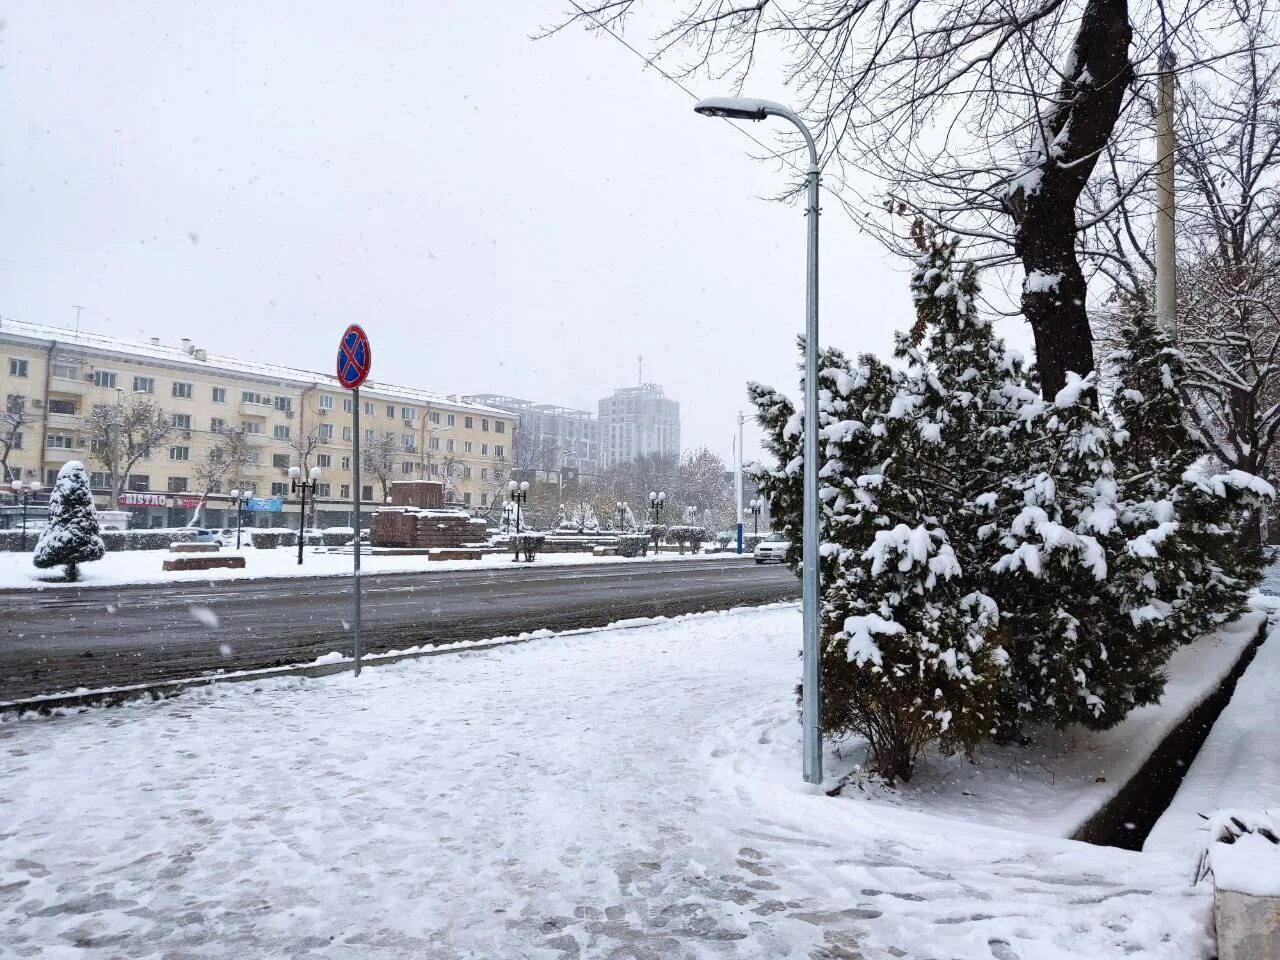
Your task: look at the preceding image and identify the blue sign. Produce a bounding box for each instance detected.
[245,496,283,513]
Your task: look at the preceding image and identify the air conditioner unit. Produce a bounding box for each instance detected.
[318,409,329,416]
[31,399,43,408]
[182,431,192,439]
[285,410,295,419]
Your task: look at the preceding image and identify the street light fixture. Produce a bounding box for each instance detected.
[616,500,626,532]
[648,490,666,551]
[508,479,530,561]
[748,498,763,536]
[229,488,252,549]
[695,95,824,785]
[10,480,43,551]
[289,465,322,566]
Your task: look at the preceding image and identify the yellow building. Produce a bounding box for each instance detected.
[0,319,514,529]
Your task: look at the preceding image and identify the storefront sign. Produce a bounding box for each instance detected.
[172,496,203,509]
[119,492,166,507]
[245,496,284,513]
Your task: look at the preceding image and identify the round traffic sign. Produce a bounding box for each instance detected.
[336,324,372,389]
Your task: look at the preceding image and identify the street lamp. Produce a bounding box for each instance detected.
[10,480,43,551]
[748,498,763,536]
[229,488,252,549]
[508,479,529,561]
[695,95,824,785]
[289,465,322,566]
[648,490,666,551]
[616,501,626,531]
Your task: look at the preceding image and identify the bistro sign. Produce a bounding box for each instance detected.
[118,492,166,508]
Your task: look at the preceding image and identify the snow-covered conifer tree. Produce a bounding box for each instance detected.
[33,460,105,582]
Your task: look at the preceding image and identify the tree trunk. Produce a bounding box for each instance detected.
[1012,0,1133,398]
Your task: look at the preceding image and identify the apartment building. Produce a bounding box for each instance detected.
[598,383,681,469]
[0,319,515,528]
[465,394,601,476]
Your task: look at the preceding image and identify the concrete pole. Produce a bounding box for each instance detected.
[735,411,745,554]
[1155,49,1177,332]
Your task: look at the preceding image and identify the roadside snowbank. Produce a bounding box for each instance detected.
[0,605,1213,958]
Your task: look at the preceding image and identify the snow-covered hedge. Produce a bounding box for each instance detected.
[321,529,354,546]
[250,531,284,550]
[0,528,202,552]
[666,525,708,550]
[512,533,545,561]
[616,534,650,558]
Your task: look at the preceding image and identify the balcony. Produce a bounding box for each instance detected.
[239,400,271,417]
[45,411,81,431]
[48,377,89,396]
[44,443,85,463]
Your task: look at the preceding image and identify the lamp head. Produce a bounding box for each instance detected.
[693,97,784,122]
[508,479,517,493]
[29,482,42,493]
[308,466,322,482]
[519,480,529,492]
[288,466,301,480]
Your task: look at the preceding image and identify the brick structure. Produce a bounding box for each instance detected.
[389,481,445,509]
[372,492,488,549]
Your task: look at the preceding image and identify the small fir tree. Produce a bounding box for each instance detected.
[33,460,106,582]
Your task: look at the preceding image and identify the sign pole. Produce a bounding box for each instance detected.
[352,385,363,677]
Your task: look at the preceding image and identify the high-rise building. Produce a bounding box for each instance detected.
[465,395,601,476]
[598,383,680,469]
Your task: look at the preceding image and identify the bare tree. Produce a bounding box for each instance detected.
[1,394,32,483]
[86,396,171,507]
[193,422,260,509]
[553,1,1251,396]
[361,430,401,502]
[513,430,561,475]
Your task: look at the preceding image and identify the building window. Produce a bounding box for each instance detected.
[316,454,332,468]
[464,441,473,453]
[364,428,374,441]
[447,414,456,427]
[273,425,291,440]
[46,434,74,449]
[50,361,78,380]
[401,407,415,421]
[316,482,331,498]
[272,453,291,469]
[481,467,489,480]
[209,417,226,432]
[386,404,395,418]
[167,476,188,492]
[464,416,473,429]
[169,446,190,461]
[8,358,28,378]
[481,443,488,455]
[212,387,227,403]
[93,370,118,389]
[482,418,489,432]
[242,390,263,404]
[271,481,288,497]
[274,396,293,412]
[429,437,440,451]
[244,421,263,435]
[361,485,374,501]
[446,439,455,452]
[133,376,155,394]
[493,468,504,481]
[402,433,415,451]
[318,423,334,441]
[429,464,439,477]
[128,475,150,492]
[47,398,76,415]
[462,492,472,505]
[495,444,504,458]
[340,483,351,499]
[319,394,334,411]
[89,471,110,489]
[171,413,192,430]
[481,492,489,506]
[401,462,414,475]
[495,421,506,434]
[341,456,351,470]
[172,382,193,399]
[343,397,353,413]
[429,411,441,425]
[364,401,374,416]
[462,466,472,480]
[341,426,352,441]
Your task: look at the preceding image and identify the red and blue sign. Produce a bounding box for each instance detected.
[336,324,372,390]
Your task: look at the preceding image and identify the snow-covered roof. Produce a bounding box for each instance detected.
[0,318,511,418]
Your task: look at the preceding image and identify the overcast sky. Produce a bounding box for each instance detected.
[0,1,946,463]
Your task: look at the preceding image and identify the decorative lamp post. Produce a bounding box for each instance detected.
[694,95,824,785]
[508,479,529,560]
[229,488,252,549]
[11,481,43,551]
[648,490,666,550]
[748,498,763,535]
[289,465,322,566]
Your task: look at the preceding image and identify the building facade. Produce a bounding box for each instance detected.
[598,383,680,469]
[0,319,515,529]
[465,394,601,476]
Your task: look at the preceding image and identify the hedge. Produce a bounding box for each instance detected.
[666,525,709,549]
[616,534,650,558]
[512,533,545,561]
[0,528,199,553]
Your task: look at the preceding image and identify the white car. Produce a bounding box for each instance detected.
[753,537,790,564]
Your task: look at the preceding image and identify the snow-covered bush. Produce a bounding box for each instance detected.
[251,531,282,550]
[32,461,105,581]
[641,523,668,544]
[666,525,708,552]
[322,529,354,546]
[512,533,545,561]
[750,233,1271,783]
[616,534,650,558]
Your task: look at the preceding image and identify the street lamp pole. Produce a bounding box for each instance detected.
[648,490,666,551]
[508,479,529,560]
[749,498,762,536]
[289,465,322,565]
[230,488,250,549]
[616,501,626,531]
[694,96,823,785]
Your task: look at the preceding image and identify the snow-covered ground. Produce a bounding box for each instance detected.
[1144,594,1280,871]
[817,606,1269,839]
[0,544,730,592]
[1,605,1214,959]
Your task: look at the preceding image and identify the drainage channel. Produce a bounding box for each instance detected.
[1073,618,1270,851]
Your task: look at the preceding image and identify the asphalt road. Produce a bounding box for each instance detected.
[0,557,798,701]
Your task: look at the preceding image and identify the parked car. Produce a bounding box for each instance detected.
[753,536,790,564]
[189,528,216,543]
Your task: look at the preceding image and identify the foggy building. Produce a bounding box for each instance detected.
[598,383,680,469]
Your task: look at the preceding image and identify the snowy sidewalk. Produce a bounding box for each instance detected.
[1,606,1212,959]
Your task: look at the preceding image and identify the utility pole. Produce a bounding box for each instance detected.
[735,411,745,554]
[1155,47,1177,332]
